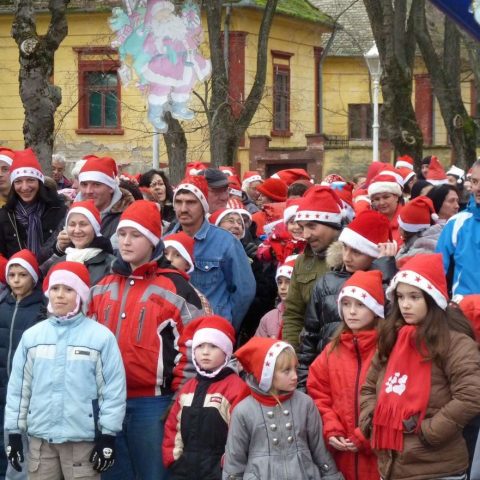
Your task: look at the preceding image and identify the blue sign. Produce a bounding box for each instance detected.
[429,0,480,41]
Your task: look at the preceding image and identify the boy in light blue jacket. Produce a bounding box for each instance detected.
[4,261,126,479]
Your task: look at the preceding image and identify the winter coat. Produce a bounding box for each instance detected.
[255,302,284,338]
[88,244,204,398]
[389,204,403,246]
[223,387,343,480]
[282,245,330,350]
[307,331,379,480]
[298,242,396,390]
[359,330,480,480]
[163,368,249,480]
[5,312,126,443]
[396,224,443,268]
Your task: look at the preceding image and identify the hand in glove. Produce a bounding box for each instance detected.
[89,434,116,473]
[244,242,258,259]
[7,434,24,472]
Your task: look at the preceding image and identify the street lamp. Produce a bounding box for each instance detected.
[364,43,382,162]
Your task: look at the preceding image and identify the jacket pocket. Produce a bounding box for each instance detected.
[296,272,317,285]
[194,259,221,290]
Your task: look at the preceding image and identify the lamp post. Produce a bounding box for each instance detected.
[364,44,382,162]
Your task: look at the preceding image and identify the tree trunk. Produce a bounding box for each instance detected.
[413,0,477,169]
[11,0,69,174]
[463,35,480,118]
[164,112,188,184]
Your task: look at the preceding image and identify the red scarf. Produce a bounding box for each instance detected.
[250,389,293,406]
[372,325,432,451]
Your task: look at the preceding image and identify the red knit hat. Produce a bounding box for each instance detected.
[235,337,295,392]
[185,161,207,176]
[174,175,209,213]
[386,253,448,310]
[426,156,448,185]
[395,155,414,170]
[164,232,195,273]
[295,186,343,226]
[79,156,118,190]
[0,147,15,167]
[367,173,403,197]
[271,168,311,186]
[339,210,391,258]
[43,260,90,305]
[0,255,7,284]
[66,200,102,236]
[275,255,297,281]
[398,196,438,233]
[10,148,44,184]
[6,249,40,285]
[241,171,263,191]
[338,270,385,319]
[256,178,288,202]
[117,200,162,246]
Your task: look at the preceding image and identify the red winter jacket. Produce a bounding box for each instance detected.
[307,330,379,480]
[89,254,203,398]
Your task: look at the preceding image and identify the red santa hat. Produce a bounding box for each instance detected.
[283,198,302,224]
[0,147,15,167]
[339,210,391,258]
[367,173,403,198]
[352,188,371,215]
[174,175,209,214]
[43,261,90,306]
[242,171,263,191]
[209,208,245,237]
[185,161,208,176]
[295,186,343,226]
[66,200,102,237]
[271,168,311,186]
[321,173,345,185]
[228,176,243,198]
[338,270,385,319]
[0,255,7,284]
[235,337,295,392]
[10,148,44,184]
[395,155,414,170]
[398,196,438,233]
[6,249,39,285]
[386,253,448,310]
[398,167,416,186]
[164,232,195,273]
[426,156,448,185]
[275,255,297,281]
[117,200,162,246]
[78,156,118,190]
[219,166,237,177]
[256,178,288,202]
[376,167,405,187]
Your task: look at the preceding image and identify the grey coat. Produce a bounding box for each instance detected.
[223,390,343,480]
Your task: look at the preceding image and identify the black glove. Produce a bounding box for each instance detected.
[7,434,24,472]
[89,434,116,473]
[244,242,258,259]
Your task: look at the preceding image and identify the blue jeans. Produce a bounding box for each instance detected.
[102,395,172,480]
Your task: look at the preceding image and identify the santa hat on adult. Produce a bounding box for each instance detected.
[43,261,91,314]
[0,255,7,285]
[295,186,343,227]
[426,156,448,185]
[398,196,438,233]
[235,337,295,393]
[185,161,207,176]
[174,175,209,214]
[365,161,389,187]
[271,168,311,186]
[164,232,195,273]
[398,167,416,186]
[78,156,118,190]
[242,171,263,191]
[6,249,40,285]
[338,270,385,319]
[66,200,102,237]
[446,165,465,184]
[219,166,237,177]
[386,253,448,310]
[209,207,245,237]
[228,176,243,198]
[352,188,371,215]
[0,147,15,167]
[117,200,162,246]
[376,167,405,187]
[395,155,414,171]
[367,173,403,198]
[339,210,392,258]
[256,178,287,202]
[321,173,345,186]
[283,198,302,224]
[275,255,298,281]
[10,148,44,184]
[187,315,236,377]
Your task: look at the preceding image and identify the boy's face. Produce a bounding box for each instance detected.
[277,276,290,301]
[49,284,78,317]
[7,265,34,301]
[194,343,226,371]
[342,243,374,273]
[165,246,190,272]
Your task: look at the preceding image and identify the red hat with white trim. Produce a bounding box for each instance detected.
[338,270,385,319]
[185,161,207,176]
[376,167,405,187]
[117,200,162,246]
[6,249,39,285]
[209,208,245,238]
[398,167,416,186]
[0,147,15,167]
[164,231,195,273]
[398,196,438,233]
[339,210,391,258]
[66,200,102,237]
[395,155,414,171]
[386,253,448,310]
[235,337,295,392]
[295,186,343,226]
[10,148,44,184]
[446,165,465,183]
[271,168,311,186]
[367,173,403,197]
[79,156,118,190]
[256,178,288,202]
[275,255,297,281]
[426,156,448,185]
[174,175,209,214]
[43,261,90,305]
[219,166,237,177]
[228,176,243,198]
[283,198,302,224]
[242,171,263,191]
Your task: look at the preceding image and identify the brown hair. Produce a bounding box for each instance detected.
[328,316,379,353]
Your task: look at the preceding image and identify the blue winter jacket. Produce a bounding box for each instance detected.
[5,313,126,443]
[436,195,480,296]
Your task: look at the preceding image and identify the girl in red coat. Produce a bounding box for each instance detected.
[307,270,384,480]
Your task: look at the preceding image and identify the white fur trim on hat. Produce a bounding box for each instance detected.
[395,160,414,170]
[229,187,242,198]
[397,217,431,233]
[66,207,101,236]
[78,171,117,190]
[242,175,262,191]
[338,227,380,258]
[117,219,160,246]
[295,210,343,224]
[338,286,384,319]
[368,181,402,198]
[259,341,294,392]
[192,327,233,358]
[386,270,448,310]
[164,239,194,273]
[378,170,405,186]
[6,258,38,284]
[428,178,449,186]
[446,166,465,180]
[275,265,293,281]
[283,205,299,224]
[46,270,90,305]
[10,167,44,184]
[175,183,209,214]
[0,154,13,166]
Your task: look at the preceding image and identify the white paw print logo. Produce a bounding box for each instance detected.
[385,372,408,396]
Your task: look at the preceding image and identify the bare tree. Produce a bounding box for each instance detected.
[11,0,70,173]
[464,35,480,118]
[164,113,187,184]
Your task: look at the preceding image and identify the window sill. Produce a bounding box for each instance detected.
[76,128,124,135]
[271,130,293,138]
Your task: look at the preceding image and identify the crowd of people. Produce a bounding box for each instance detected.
[0,145,479,480]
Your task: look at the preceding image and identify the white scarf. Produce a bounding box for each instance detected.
[65,247,102,264]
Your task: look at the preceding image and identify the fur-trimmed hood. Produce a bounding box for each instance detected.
[110,187,135,214]
[326,240,343,270]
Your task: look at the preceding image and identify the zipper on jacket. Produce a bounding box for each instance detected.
[7,301,20,377]
[353,336,362,480]
[136,308,146,342]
